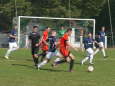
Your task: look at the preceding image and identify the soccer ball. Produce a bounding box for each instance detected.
[88,66,94,72]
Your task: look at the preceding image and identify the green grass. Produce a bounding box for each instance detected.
[0,48,115,86]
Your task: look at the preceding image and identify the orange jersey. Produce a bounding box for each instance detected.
[60,33,69,48]
[59,33,70,57]
[41,30,49,51]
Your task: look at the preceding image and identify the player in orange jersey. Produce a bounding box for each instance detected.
[52,28,77,72]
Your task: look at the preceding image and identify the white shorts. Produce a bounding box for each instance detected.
[99,42,104,48]
[46,51,60,59]
[9,42,18,49]
[86,48,94,57]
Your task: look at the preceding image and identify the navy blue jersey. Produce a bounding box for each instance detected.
[98,31,105,43]
[48,36,57,52]
[95,37,103,43]
[9,29,16,42]
[83,37,94,49]
[29,32,40,46]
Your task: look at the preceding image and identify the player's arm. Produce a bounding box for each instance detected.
[36,36,49,46]
[9,33,16,38]
[66,41,78,51]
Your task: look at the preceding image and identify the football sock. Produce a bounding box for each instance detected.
[102,48,106,57]
[94,48,99,55]
[55,59,66,64]
[69,59,74,71]
[82,57,89,64]
[38,60,47,68]
[89,55,94,64]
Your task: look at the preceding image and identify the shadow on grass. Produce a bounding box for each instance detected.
[12,64,34,69]
[40,68,67,72]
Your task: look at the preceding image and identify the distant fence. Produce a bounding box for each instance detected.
[0,33,9,48]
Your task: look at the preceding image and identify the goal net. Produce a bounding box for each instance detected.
[17,16,96,48]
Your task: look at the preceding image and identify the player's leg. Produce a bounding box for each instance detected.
[32,47,39,67]
[89,48,94,64]
[99,42,107,57]
[37,52,53,68]
[94,48,100,55]
[81,57,89,65]
[40,50,47,62]
[68,53,75,72]
[52,52,66,67]
[81,49,90,65]
[11,42,19,51]
[4,43,13,59]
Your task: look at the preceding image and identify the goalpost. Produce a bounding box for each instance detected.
[17,16,96,48]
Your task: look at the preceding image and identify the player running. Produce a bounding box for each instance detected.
[37,27,51,62]
[4,25,19,59]
[29,26,40,67]
[81,32,95,65]
[37,30,58,69]
[94,26,107,58]
[52,28,77,72]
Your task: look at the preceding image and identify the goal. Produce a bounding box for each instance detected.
[17,16,96,48]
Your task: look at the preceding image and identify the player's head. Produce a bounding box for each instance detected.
[60,26,64,30]
[66,28,72,36]
[101,26,105,32]
[13,25,17,30]
[51,30,56,36]
[46,27,51,32]
[88,32,92,38]
[32,26,38,32]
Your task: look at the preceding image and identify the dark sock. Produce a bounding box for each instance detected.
[69,59,74,71]
[35,58,38,65]
[41,51,46,62]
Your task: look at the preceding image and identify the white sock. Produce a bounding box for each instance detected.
[38,60,47,68]
[89,54,94,63]
[5,49,12,57]
[101,48,106,57]
[54,58,61,63]
[94,48,99,55]
[82,57,89,64]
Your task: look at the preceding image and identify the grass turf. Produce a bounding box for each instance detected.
[0,48,115,86]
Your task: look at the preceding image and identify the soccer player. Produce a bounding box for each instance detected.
[29,26,40,67]
[52,28,76,72]
[37,27,51,62]
[58,26,66,38]
[37,30,58,69]
[94,26,107,58]
[81,32,95,65]
[4,25,19,59]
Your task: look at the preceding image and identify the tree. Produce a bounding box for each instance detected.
[0,0,32,30]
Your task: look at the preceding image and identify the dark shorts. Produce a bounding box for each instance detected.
[95,43,99,48]
[31,46,39,55]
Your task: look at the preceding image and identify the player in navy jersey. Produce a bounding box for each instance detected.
[37,30,59,69]
[29,26,40,67]
[94,27,107,58]
[4,25,19,59]
[81,32,95,65]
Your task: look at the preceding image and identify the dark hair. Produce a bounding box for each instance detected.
[67,28,72,32]
[87,32,92,34]
[45,26,50,29]
[33,26,38,29]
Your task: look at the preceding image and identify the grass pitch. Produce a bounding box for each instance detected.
[0,48,115,86]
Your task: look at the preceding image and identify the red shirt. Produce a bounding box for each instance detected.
[42,30,48,41]
[41,30,49,51]
[60,33,69,48]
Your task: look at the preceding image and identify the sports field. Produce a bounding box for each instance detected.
[0,48,115,86]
